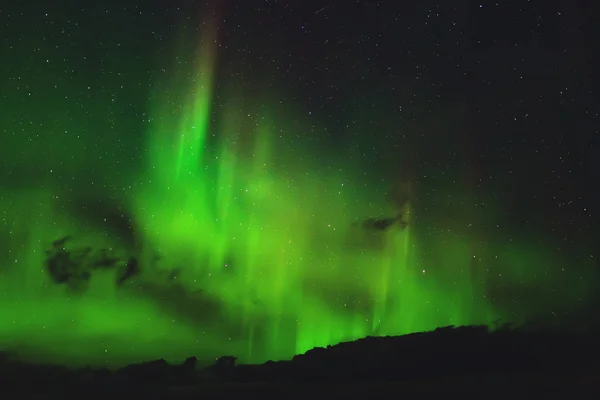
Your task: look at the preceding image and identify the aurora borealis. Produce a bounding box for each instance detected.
[0,1,598,367]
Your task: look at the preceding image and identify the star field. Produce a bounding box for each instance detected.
[0,0,598,365]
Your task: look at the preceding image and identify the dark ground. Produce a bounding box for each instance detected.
[2,325,600,397]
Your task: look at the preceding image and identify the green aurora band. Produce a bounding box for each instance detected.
[0,24,594,367]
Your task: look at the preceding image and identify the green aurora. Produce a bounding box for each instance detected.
[0,24,595,368]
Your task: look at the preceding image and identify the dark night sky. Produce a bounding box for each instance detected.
[1,0,599,248]
[1,0,600,364]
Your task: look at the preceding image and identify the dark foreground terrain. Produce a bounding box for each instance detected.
[2,325,600,397]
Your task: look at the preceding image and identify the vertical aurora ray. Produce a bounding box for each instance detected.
[174,21,218,180]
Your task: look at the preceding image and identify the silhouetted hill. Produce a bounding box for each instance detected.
[2,325,600,396]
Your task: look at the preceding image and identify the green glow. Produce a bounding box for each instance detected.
[0,24,594,368]
[132,25,495,362]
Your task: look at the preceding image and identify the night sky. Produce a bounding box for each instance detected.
[0,0,599,366]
